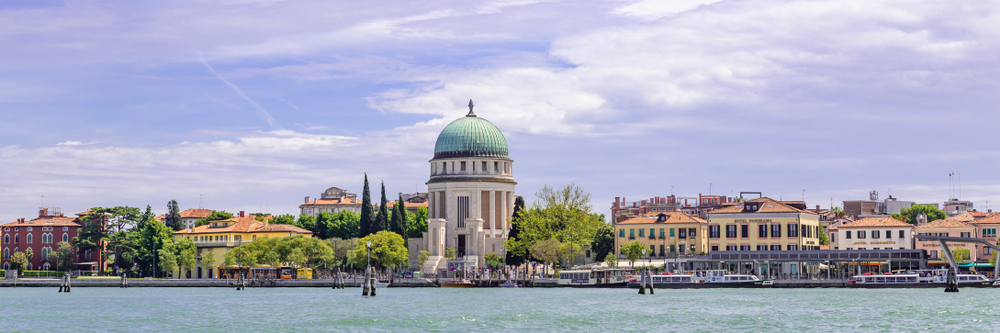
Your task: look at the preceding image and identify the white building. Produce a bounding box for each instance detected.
[828,217,915,250]
[299,187,361,216]
[421,101,516,273]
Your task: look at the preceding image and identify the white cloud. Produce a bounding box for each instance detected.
[56,140,96,146]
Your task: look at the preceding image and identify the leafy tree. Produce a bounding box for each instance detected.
[73,209,109,270]
[137,220,174,277]
[951,247,970,262]
[391,195,407,236]
[831,206,845,217]
[201,248,217,278]
[353,231,409,269]
[314,212,335,239]
[270,214,296,226]
[557,241,581,268]
[445,247,457,260]
[328,210,361,240]
[484,253,504,269]
[194,210,234,227]
[10,250,32,273]
[530,239,560,269]
[892,204,947,225]
[164,200,183,231]
[297,214,316,232]
[505,196,527,265]
[328,238,356,267]
[621,241,645,267]
[374,182,389,233]
[158,240,178,278]
[175,238,197,278]
[818,227,830,245]
[264,250,281,267]
[507,184,604,268]
[407,206,428,239]
[55,241,76,272]
[604,253,618,268]
[360,173,374,237]
[591,221,614,263]
[417,250,431,266]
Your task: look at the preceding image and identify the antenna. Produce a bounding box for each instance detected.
[709,183,713,195]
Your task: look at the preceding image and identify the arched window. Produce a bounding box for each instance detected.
[2,248,8,259]
[26,234,32,243]
[3,262,8,270]
[41,247,50,260]
[62,227,68,231]
[14,234,19,243]
[3,234,8,244]
[62,233,68,242]
[43,262,51,270]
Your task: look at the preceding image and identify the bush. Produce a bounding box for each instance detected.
[20,270,66,277]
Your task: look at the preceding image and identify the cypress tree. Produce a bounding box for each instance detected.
[396,195,407,237]
[375,181,389,233]
[505,196,527,265]
[360,173,373,237]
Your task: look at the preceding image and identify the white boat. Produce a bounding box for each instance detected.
[629,270,773,289]
[848,271,991,288]
[557,267,635,288]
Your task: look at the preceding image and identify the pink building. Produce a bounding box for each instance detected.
[915,218,978,265]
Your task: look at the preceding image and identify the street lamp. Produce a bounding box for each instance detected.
[642,249,647,267]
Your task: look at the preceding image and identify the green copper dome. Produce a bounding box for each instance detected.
[433,110,509,160]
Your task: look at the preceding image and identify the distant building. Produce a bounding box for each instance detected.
[944,199,974,217]
[828,217,914,251]
[612,194,734,223]
[614,212,709,259]
[155,208,216,229]
[299,187,362,216]
[707,197,822,252]
[971,213,1000,265]
[1,207,105,272]
[843,191,914,218]
[915,218,978,263]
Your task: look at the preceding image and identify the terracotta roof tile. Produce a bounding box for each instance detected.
[835,216,912,229]
[709,197,818,215]
[616,212,706,225]
[174,216,312,235]
[179,208,214,219]
[916,218,976,229]
[1,216,81,227]
[301,198,361,206]
[971,213,1000,225]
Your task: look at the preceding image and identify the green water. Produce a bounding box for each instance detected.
[1,287,998,332]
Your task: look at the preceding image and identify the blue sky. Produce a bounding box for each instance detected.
[2,0,1000,221]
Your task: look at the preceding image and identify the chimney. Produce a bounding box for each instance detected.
[615,197,620,208]
[39,208,47,217]
[305,196,310,204]
[239,211,245,218]
[816,205,820,213]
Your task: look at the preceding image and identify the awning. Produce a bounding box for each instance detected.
[959,263,994,268]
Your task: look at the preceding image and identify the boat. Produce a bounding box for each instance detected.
[848,270,994,288]
[557,267,635,288]
[627,270,773,289]
[500,281,521,288]
[440,279,475,288]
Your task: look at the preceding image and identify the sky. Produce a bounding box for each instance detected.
[2,0,1000,222]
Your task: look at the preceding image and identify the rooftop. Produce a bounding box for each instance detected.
[916,218,976,229]
[709,197,817,215]
[616,212,706,225]
[831,216,912,229]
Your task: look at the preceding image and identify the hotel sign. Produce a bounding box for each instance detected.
[852,241,896,245]
[734,219,773,223]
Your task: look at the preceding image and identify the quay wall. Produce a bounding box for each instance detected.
[0,278,438,288]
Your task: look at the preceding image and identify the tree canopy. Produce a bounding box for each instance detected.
[194,210,234,227]
[223,235,335,268]
[164,200,184,231]
[360,173,374,237]
[505,184,605,267]
[892,204,947,225]
[353,231,408,269]
[621,241,645,267]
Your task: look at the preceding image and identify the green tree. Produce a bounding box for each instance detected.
[621,241,645,267]
[530,239,561,269]
[831,206,845,217]
[590,221,614,263]
[270,214,296,226]
[417,250,431,266]
[892,204,947,225]
[557,241,581,268]
[360,173,374,237]
[505,196,528,265]
[391,195,407,236]
[72,209,109,270]
[328,238,356,267]
[10,250,32,273]
[353,231,409,269]
[264,250,281,267]
[175,238,197,278]
[604,253,618,268]
[164,200,183,231]
[55,241,76,272]
[951,247,970,262]
[374,181,389,233]
[314,211,335,239]
[201,248,217,278]
[158,240,178,278]
[407,206,428,239]
[818,226,830,245]
[445,247,457,260]
[484,253,504,269]
[138,220,174,277]
[328,210,361,240]
[297,214,317,232]
[194,210,234,227]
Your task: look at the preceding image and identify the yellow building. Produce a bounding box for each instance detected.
[706,197,822,252]
[173,214,313,279]
[614,212,709,258]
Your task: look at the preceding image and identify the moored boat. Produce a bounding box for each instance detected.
[440,279,475,288]
[627,270,773,289]
[557,267,635,288]
[848,271,994,288]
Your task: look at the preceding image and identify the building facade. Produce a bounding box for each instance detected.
[611,194,734,223]
[173,212,313,278]
[707,197,822,252]
[299,187,362,216]
[915,218,978,263]
[828,217,915,250]
[614,212,708,258]
[1,208,89,271]
[421,102,515,273]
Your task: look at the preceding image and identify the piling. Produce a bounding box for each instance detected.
[362,267,371,296]
[945,268,959,292]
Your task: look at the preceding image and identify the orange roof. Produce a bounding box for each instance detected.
[835,217,912,229]
[174,216,312,235]
[180,208,214,219]
[972,213,1000,225]
[916,218,976,229]
[951,212,976,222]
[819,244,830,250]
[616,212,706,225]
[301,197,361,206]
[709,197,818,215]
[1,216,81,227]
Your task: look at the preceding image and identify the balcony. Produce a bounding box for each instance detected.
[628,236,635,240]
[648,236,656,240]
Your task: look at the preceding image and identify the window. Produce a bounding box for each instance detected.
[670,245,676,253]
[788,224,798,238]
[930,250,938,259]
[987,247,993,255]
[460,162,466,171]
[725,245,737,251]
[689,228,696,238]
[619,229,624,238]
[709,225,720,239]
[660,228,665,238]
[758,224,767,238]
[846,231,852,239]
[886,230,892,239]
[630,229,635,239]
[2,248,7,259]
[639,229,645,238]
[961,232,971,238]
[858,231,867,239]
[787,245,798,251]
[670,228,675,237]
[482,161,487,173]
[726,225,737,238]
[711,245,719,252]
[872,230,880,239]
[741,225,749,238]
[740,245,750,251]
[62,233,68,242]
[26,234,32,243]
[63,227,68,231]
[26,227,32,231]
[757,245,767,251]
[494,162,499,172]
[679,229,687,239]
[15,234,19,243]
[771,224,781,238]
[2,234,7,244]
[85,249,92,260]
[659,245,665,256]
[690,245,696,252]
[770,245,781,251]
[649,228,655,239]
[650,245,655,254]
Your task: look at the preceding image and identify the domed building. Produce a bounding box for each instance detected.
[421,100,516,274]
